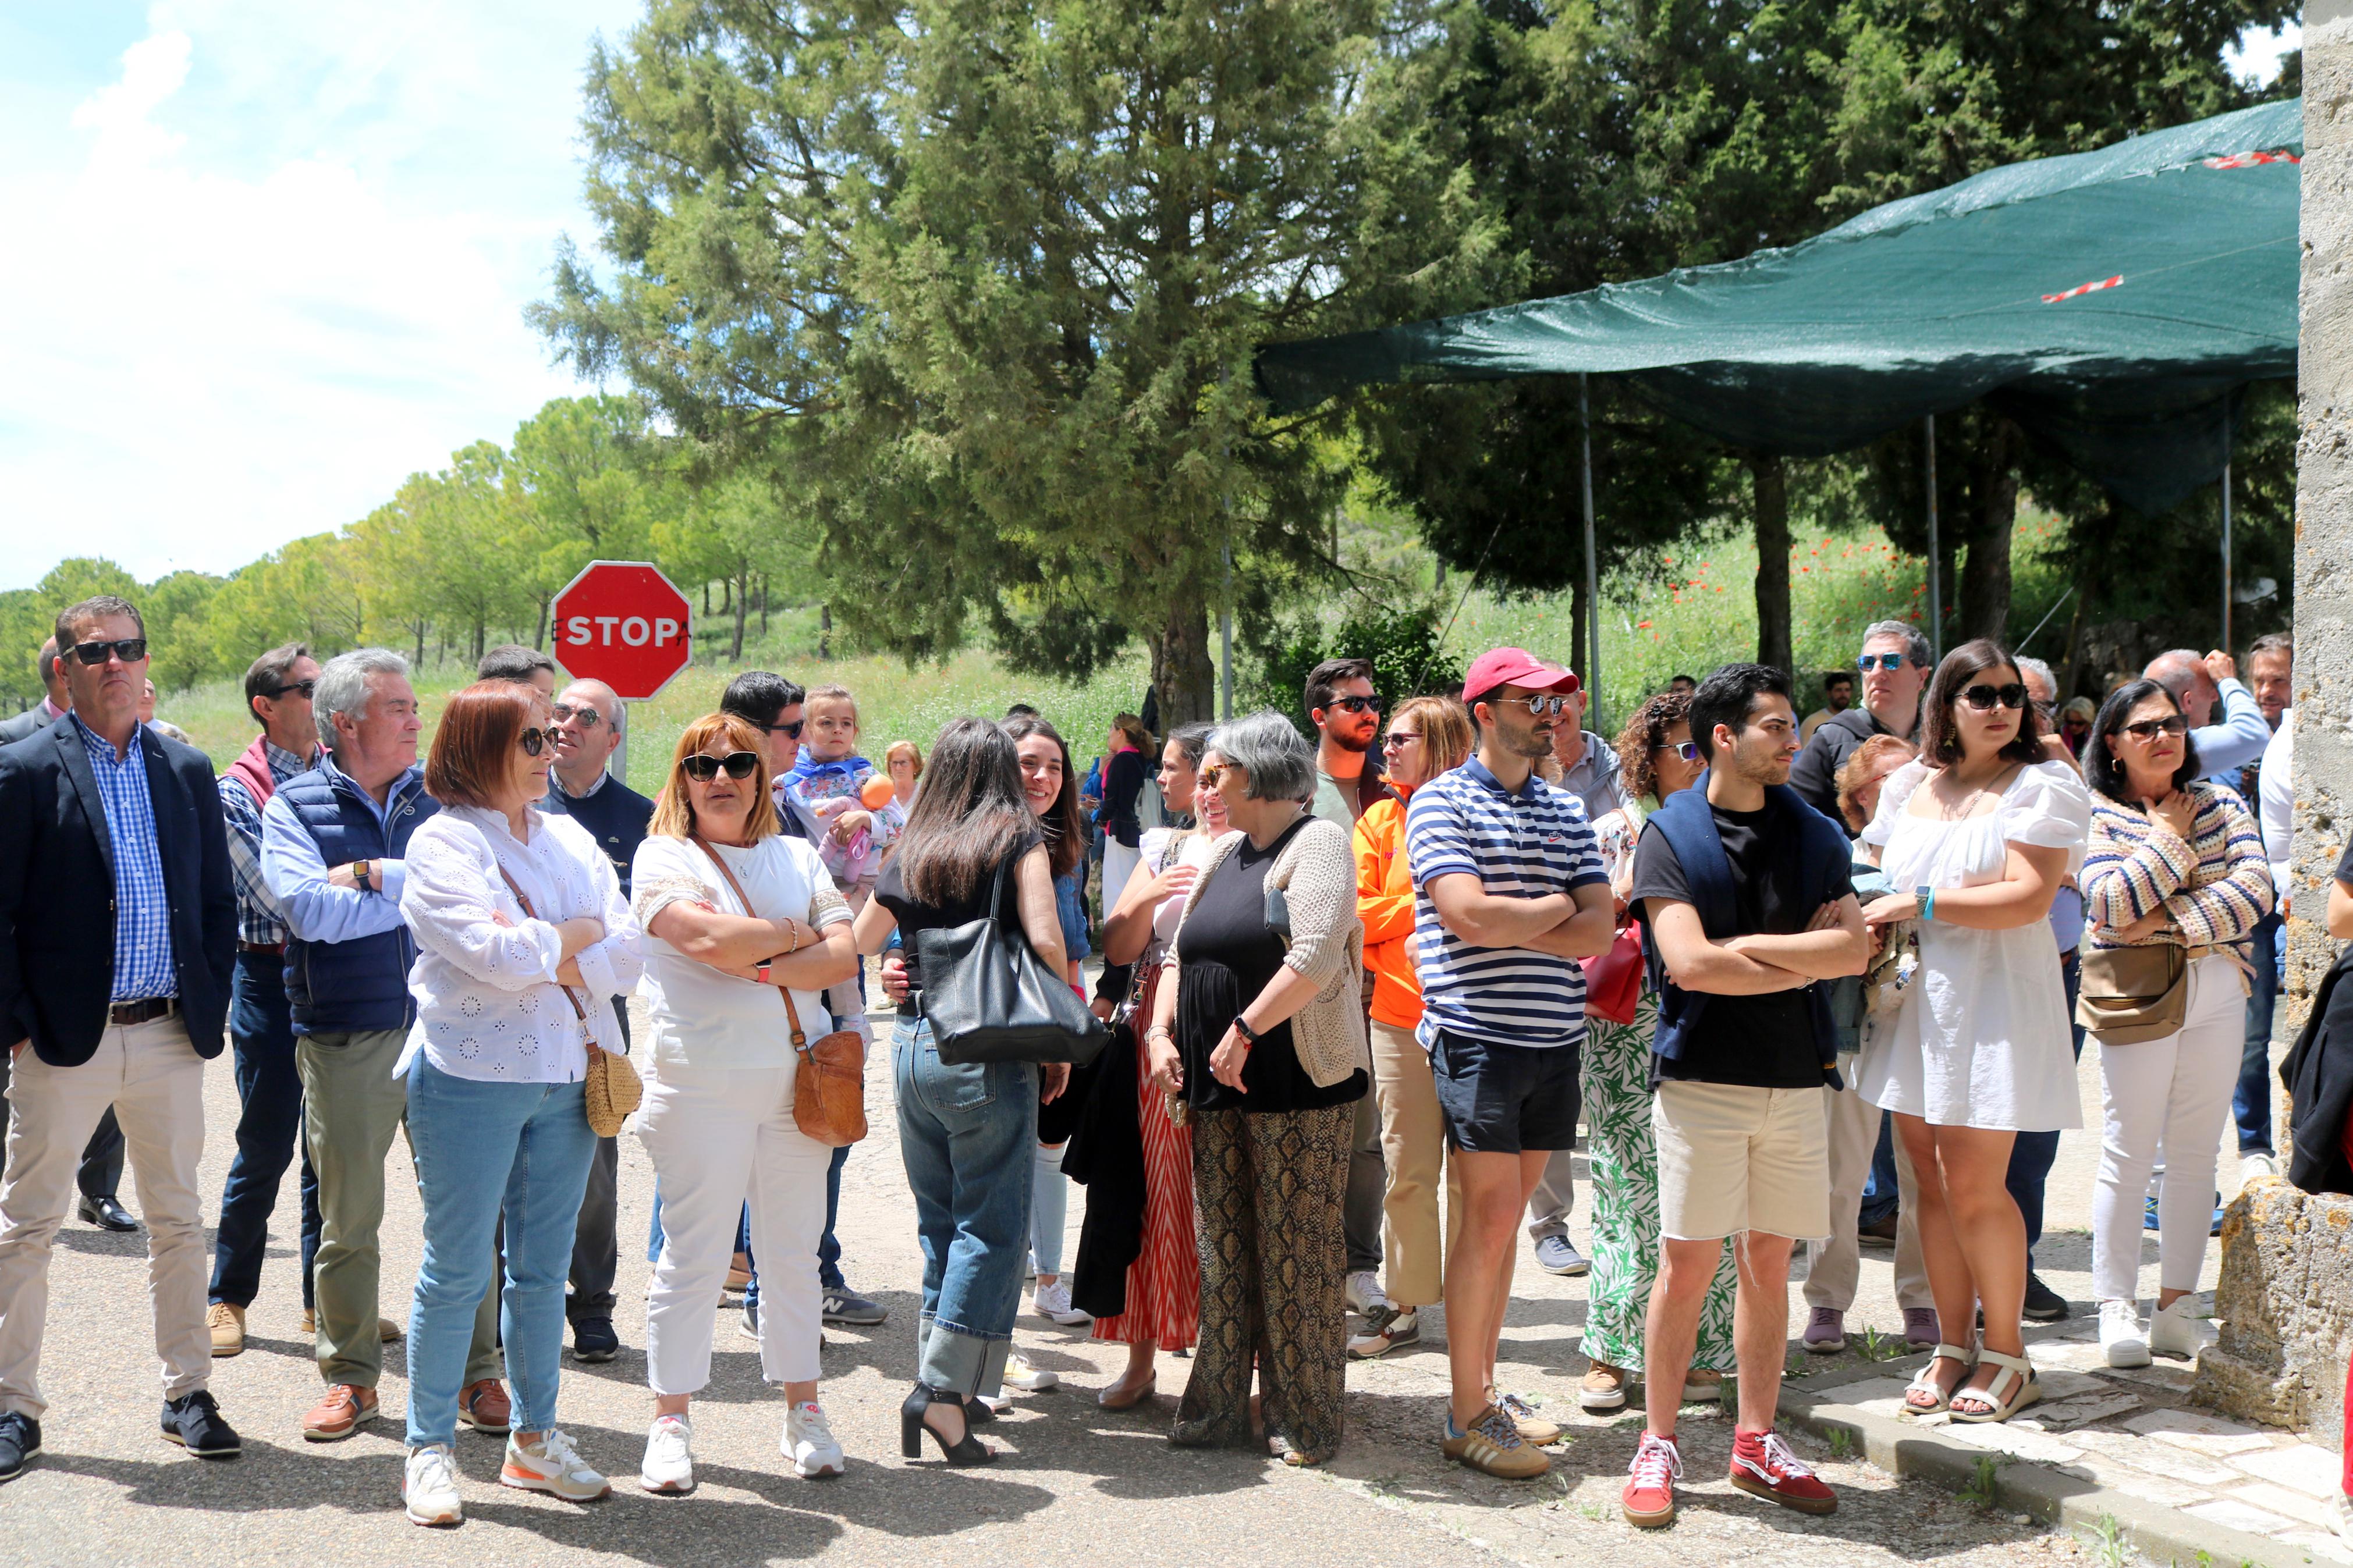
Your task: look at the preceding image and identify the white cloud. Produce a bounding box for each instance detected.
[0,2,643,589]
[2226,22,2302,87]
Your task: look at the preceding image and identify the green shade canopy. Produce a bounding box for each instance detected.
[1258,99,2299,515]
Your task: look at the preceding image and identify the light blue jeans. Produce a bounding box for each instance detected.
[892,1015,1036,1396]
[403,1057,597,1449]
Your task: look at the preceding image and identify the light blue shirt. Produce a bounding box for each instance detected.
[2193,678,2270,786]
[71,714,176,1001]
[260,754,414,945]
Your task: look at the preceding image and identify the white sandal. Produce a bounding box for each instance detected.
[1903,1343,1975,1415]
[1948,1349,2040,1424]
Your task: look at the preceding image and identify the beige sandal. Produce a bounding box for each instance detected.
[1947,1349,2040,1423]
[1903,1343,1975,1415]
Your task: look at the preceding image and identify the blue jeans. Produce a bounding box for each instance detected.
[1859,1114,1900,1229]
[2234,912,2283,1156]
[403,1057,597,1448]
[208,950,321,1310]
[892,1015,1035,1396]
[2006,951,2086,1261]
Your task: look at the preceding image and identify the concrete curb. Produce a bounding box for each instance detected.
[1777,1359,2308,1568]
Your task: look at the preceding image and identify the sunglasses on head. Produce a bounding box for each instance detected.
[69,638,147,666]
[682,751,761,782]
[1857,652,1911,673]
[1325,694,1382,715]
[549,702,602,727]
[264,680,315,701]
[517,727,550,756]
[1653,739,1701,762]
[2120,714,2189,741]
[1959,683,2027,712]
[765,719,805,740]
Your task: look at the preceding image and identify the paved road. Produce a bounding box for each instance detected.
[0,989,2214,1567]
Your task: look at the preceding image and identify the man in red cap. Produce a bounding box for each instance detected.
[1405,647,1615,1480]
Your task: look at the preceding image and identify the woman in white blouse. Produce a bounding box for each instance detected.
[629,714,861,1492]
[395,681,641,1528]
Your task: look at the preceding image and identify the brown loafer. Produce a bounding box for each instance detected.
[301,1383,378,1442]
[459,1379,512,1435]
[379,1317,402,1343]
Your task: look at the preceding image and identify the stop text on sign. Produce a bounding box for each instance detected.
[548,560,695,701]
[562,614,682,649]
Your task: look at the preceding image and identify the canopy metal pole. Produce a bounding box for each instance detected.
[1581,375,1600,724]
[1925,415,1942,664]
[1220,543,1234,722]
[2220,391,2234,653]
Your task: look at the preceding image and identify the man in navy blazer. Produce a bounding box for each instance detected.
[0,595,241,1478]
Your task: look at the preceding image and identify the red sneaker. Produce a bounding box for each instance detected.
[1730,1428,1837,1515]
[1621,1431,1682,1528]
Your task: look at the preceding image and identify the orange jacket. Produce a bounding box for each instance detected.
[1354,793,1423,1030]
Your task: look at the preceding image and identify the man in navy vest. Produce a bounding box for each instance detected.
[1621,663,1866,1528]
[261,649,503,1443]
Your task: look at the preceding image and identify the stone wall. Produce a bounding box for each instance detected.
[2199,1183,2353,1443]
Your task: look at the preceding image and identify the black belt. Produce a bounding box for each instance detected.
[238,941,285,955]
[108,997,178,1026]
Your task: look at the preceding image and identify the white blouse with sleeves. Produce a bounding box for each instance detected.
[398,804,642,1084]
[629,833,853,1076]
[1854,759,2092,1131]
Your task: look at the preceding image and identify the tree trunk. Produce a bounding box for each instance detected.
[731,574,748,660]
[1151,587,1216,726]
[1957,418,2023,643]
[534,596,552,652]
[819,602,833,661]
[472,621,486,664]
[760,573,769,637]
[1749,454,1794,677]
[411,618,425,669]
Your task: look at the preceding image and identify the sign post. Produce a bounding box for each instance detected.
[549,561,695,790]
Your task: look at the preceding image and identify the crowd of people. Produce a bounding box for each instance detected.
[0,591,2316,1533]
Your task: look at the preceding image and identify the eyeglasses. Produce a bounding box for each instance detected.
[1958,683,2028,712]
[517,727,549,756]
[765,719,805,740]
[1857,653,1913,673]
[69,638,147,666]
[1381,731,1421,750]
[263,680,315,701]
[549,702,602,727]
[1324,695,1383,716]
[682,751,761,782]
[1652,739,1701,763]
[2120,715,2189,741]
[1495,694,1574,716]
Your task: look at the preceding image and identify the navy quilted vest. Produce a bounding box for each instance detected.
[276,763,438,1036]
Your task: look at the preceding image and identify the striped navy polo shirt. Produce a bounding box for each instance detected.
[1405,756,1607,1051]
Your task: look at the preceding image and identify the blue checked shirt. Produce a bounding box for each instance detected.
[73,714,178,1001]
[218,739,317,945]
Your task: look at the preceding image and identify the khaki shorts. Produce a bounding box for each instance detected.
[1653,1080,1831,1243]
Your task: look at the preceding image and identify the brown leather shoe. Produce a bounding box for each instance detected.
[379,1317,402,1343]
[299,1307,315,1335]
[458,1379,512,1435]
[207,1302,245,1358]
[301,1383,378,1442]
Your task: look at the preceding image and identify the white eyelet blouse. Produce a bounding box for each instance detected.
[396,803,643,1084]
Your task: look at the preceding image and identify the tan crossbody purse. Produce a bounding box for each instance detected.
[494,865,643,1136]
[691,837,868,1148]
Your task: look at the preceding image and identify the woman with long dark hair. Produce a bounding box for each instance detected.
[2079,680,2271,1367]
[1856,640,2091,1425]
[852,719,1071,1463]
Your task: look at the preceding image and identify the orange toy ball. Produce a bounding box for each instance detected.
[860,776,897,810]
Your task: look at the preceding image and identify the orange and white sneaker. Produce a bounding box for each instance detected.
[1729,1428,1837,1515]
[1622,1430,1683,1528]
[501,1427,610,1501]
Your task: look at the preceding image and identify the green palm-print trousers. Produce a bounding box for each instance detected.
[1578,991,1737,1373]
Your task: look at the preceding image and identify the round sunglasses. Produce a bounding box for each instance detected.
[681,751,761,782]
[517,727,551,757]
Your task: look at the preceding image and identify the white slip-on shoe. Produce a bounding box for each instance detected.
[501,1427,611,1501]
[2146,1296,2211,1360]
[785,1400,846,1478]
[2099,1299,2150,1368]
[403,1443,464,1527]
[639,1414,694,1495]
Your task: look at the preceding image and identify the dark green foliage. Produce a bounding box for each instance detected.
[1249,604,1464,732]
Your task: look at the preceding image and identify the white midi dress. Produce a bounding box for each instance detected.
[1854,759,2092,1132]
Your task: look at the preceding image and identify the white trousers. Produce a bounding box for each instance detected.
[638,1062,832,1393]
[1101,841,1142,925]
[1807,1068,1932,1313]
[0,1015,209,1417]
[2091,954,2244,1303]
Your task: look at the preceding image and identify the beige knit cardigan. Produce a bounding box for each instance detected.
[1159,814,1369,1088]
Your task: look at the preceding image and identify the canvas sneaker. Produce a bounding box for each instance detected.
[501,1427,609,1501]
[1034,1278,1091,1325]
[1441,1404,1550,1480]
[785,1400,846,1478]
[404,1443,464,1527]
[1003,1353,1060,1392]
[638,1414,694,1495]
[1621,1431,1683,1528]
[1729,1428,1837,1515]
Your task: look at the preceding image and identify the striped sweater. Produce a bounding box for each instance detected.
[2081,782,2272,952]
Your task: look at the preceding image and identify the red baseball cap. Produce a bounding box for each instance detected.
[1463,647,1581,707]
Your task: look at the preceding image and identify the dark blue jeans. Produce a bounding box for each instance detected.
[2233,912,2283,1157]
[2006,951,2085,1263]
[208,950,321,1310]
[1859,1114,1900,1229]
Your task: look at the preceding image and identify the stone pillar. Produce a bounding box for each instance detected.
[2199,10,2353,1446]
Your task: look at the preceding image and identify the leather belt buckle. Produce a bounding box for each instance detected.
[237,941,285,956]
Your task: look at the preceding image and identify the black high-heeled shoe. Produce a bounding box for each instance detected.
[899,1382,995,1465]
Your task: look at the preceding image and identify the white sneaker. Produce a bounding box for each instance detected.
[1346,1270,1390,1318]
[2099,1299,2151,1368]
[501,1427,611,1501]
[1034,1278,1091,1325]
[1003,1352,1060,1392]
[2148,1296,2211,1359]
[2241,1151,2279,1184]
[403,1442,464,1527]
[785,1400,846,1478]
[638,1414,694,1494]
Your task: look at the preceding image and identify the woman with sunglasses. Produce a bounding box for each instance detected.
[1854,641,2092,1425]
[2078,681,2272,1368]
[626,716,863,1491]
[1573,690,1740,1413]
[393,681,643,1525]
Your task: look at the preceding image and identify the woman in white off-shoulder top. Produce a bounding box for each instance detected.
[1855,641,2091,1430]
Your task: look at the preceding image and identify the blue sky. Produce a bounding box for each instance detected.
[0,9,2308,592]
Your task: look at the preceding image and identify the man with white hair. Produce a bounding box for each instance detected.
[2142,648,2270,788]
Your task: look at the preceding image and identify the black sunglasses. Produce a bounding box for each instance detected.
[1959,683,2028,712]
[549,702,603,727]
[1323,694,1382,715]
[2120,715,2189,741]
[264,680,316,701]
[69,638,147,666]
[682,751,761,782]
[517,727,550,756]
[765,719,805,740]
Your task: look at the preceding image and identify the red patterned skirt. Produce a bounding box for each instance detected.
[1091,969,1199,1350]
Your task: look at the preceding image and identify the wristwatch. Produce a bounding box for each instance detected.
[355,859,374,894]
[1914,884,1936,923]
[755,959,774,985]
[1232,1016,1261,1048]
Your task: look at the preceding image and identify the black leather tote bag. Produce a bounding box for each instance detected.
[914,856,1111,1067]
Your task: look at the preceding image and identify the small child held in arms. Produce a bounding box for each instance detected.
[778,683,905,909]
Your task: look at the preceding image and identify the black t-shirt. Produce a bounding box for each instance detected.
[1630,804,1854,1088]
[875,827,1043,1016]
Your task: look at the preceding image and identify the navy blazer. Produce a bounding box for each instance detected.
[0,716,236,1065]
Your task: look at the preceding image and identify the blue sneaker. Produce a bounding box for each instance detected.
[1534,1236,1589,1277]
[2142,1195,2160,1232]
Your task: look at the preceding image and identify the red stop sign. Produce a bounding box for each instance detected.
[551,561,694,701]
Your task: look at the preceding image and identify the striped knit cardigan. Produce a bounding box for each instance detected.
[2080,782,2273,954]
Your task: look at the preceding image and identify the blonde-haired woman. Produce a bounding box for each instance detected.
[884,741,924,812]
[1349,695,1474,1361]
[629,714,862,1492]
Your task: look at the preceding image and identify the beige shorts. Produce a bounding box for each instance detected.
[1653,1080,1831,1242]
